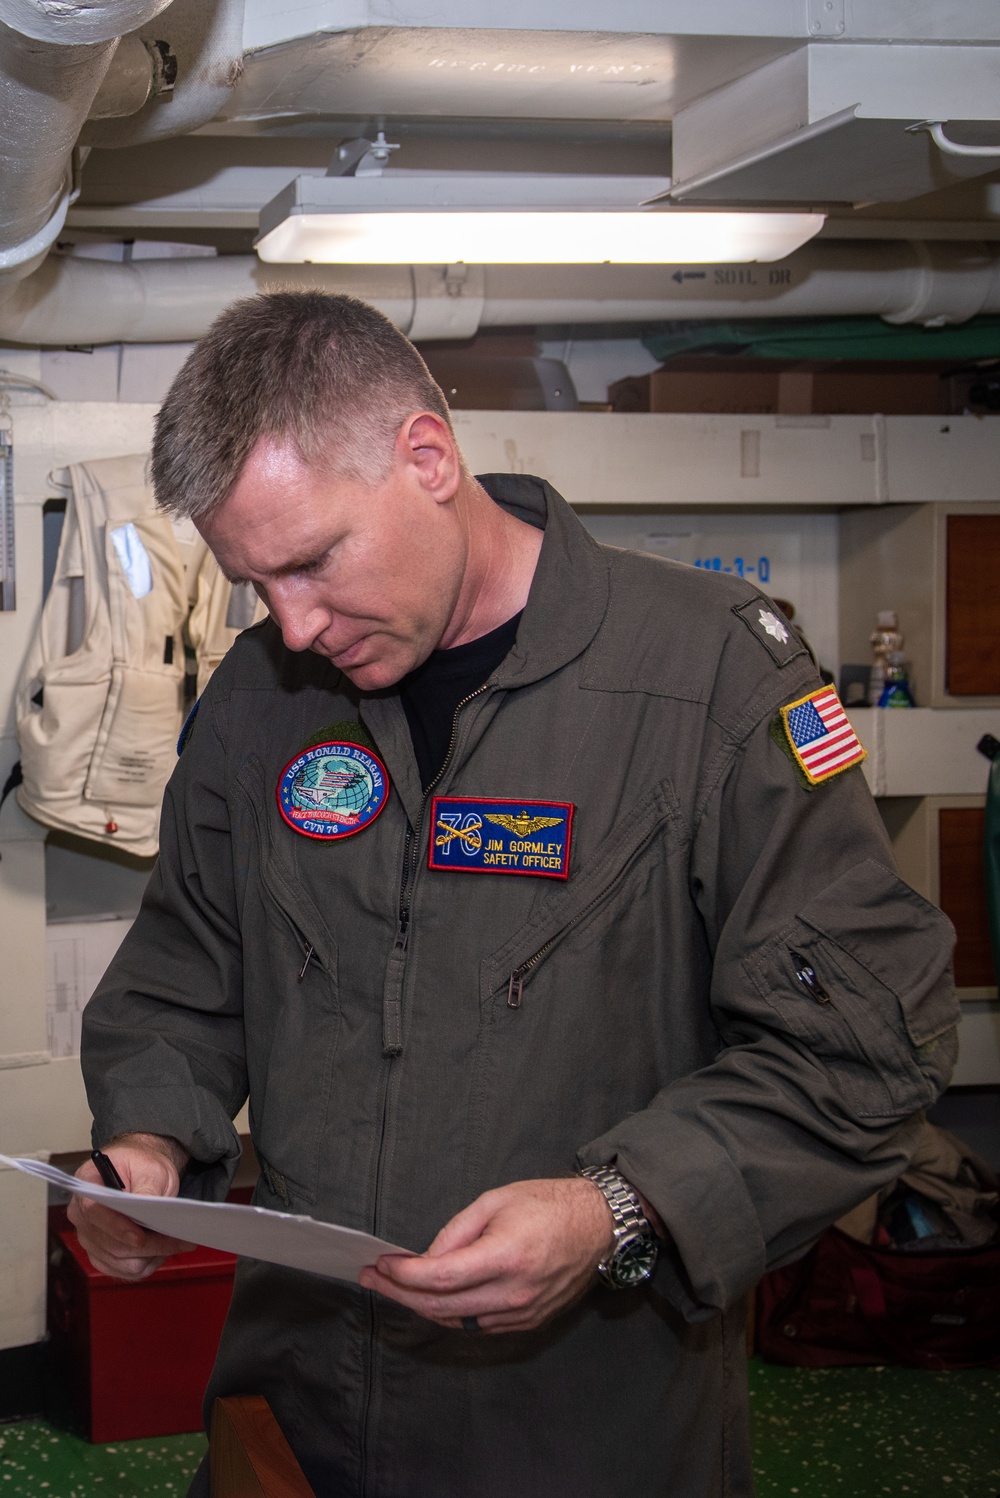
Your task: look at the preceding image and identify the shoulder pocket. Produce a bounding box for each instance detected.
[745,859,959,1119]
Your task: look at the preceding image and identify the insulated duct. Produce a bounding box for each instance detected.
[0,0,182,282]
[2,241,1000,346]
[81,0,245,148]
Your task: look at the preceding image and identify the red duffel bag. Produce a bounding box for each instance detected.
[756,1226,1000,1370]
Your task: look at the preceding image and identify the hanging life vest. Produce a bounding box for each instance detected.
[15,452,265,857]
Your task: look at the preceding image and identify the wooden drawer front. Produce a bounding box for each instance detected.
[938,806,996,989]
[946,514,1000,697]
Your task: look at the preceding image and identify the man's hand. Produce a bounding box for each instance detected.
[68,1133,193,1282]
[359,1177,615,1334]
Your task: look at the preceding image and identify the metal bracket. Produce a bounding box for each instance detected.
[444,263,468,299]
[907,120,1000,159]
[807,0,845,36]
[327,130,401,178]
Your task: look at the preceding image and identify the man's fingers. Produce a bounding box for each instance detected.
[85,1248,168,1282]
[423,1194,497,1257]
[378,1190,515,1290]
[370,1236,504,1294]
[358,1265,565,1335]
[71,1197,144,1244]
[69,1146,190,1281]
[359,1264,506,1323]
[90,1218,192,1262]
[70,1197,190,1255]
[360,1178,614,1334]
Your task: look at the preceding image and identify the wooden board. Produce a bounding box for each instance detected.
[938,807,997,989]
[946,514,1000,696]
[210,1396,314,1498]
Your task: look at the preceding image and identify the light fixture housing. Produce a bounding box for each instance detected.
[255,174,824,266]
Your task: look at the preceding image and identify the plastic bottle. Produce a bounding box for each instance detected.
[869,610,904,705]
[878,650,916,708]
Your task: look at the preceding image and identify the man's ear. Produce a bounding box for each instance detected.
[397,412,461,503]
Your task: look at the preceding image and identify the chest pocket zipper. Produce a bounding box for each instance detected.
[235,755,330,983]
[260,869,325,983]
[498,790,683,1010]
[504,869,633,1009]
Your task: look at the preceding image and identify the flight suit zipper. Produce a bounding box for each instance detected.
[382,680,494,1054]
[363,678,493,1498]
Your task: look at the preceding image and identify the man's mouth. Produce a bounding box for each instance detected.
[328,637,369,667]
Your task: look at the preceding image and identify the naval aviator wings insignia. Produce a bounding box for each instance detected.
[484,811,564,837]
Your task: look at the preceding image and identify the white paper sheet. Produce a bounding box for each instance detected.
[0,1155,409,1283]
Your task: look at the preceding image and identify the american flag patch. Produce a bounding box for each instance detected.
[779,687,866,785]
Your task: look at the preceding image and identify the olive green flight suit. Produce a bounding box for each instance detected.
[82,475,958,1497]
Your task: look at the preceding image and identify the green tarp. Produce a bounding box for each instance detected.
[641,316,1000,364]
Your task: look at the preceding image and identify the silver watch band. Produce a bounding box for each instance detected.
[579,1164,651,1252]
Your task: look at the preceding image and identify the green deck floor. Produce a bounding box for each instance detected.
[749,1361,1000,1498]
[0,1360,997,1496]
[0,1426,207,1496]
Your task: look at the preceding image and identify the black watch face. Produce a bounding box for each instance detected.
[608,1234,658,1289]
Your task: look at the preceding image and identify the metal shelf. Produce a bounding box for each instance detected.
[850,707,1000,797]
[452,410,1000,510]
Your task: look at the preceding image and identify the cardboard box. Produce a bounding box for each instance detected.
[608,360,949,416]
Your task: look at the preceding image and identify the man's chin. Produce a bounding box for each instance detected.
[329,657,405,692]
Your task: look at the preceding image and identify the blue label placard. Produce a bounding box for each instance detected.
[428,796,574,879]
[277,740,389,840]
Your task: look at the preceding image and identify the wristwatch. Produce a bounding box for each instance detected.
[579,1165,659,1290]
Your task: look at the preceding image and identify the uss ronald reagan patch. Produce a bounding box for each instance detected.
[277,740,389,840]
[428,796,574,878]
[779,686,866,786]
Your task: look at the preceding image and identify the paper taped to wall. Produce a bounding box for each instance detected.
[0,1155,409,1283]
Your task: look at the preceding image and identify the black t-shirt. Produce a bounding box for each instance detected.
[400,612,522,790]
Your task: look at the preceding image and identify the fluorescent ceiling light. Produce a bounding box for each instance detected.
[256,175,824,266]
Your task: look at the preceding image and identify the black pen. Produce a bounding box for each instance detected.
[91,1149,126,1191]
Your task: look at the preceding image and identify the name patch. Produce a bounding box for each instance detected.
[277,740,389,840]
[428,797,574,879]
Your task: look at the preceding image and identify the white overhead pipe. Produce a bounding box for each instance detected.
[0,255,419,343]
[81,0,245,148]
[0,0,173,45]
[479,242,1000,328]
[1,241,1000,346]
[0,0,178,282]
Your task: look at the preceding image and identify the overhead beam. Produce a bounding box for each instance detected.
[241,1,1000,49]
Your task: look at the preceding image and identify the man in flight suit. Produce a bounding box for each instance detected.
[71,293,959,1497]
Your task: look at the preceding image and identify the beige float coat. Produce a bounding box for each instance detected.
[15,453,264,856]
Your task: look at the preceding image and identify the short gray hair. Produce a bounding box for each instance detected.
[151,291,454,519]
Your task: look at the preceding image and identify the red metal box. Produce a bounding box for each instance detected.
[48,1208,236,1442]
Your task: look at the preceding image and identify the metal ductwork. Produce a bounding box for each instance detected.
[0,0,172,282]
[2,6,999,347]
[1,241,1000,346]
[80,0,245,149]
[0,0,244,290]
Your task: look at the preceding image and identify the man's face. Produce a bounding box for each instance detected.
[198,428,466,691]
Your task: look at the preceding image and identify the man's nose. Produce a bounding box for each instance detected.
[266,584,327,654]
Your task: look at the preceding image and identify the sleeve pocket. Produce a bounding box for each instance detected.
[745,859,959,1120]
